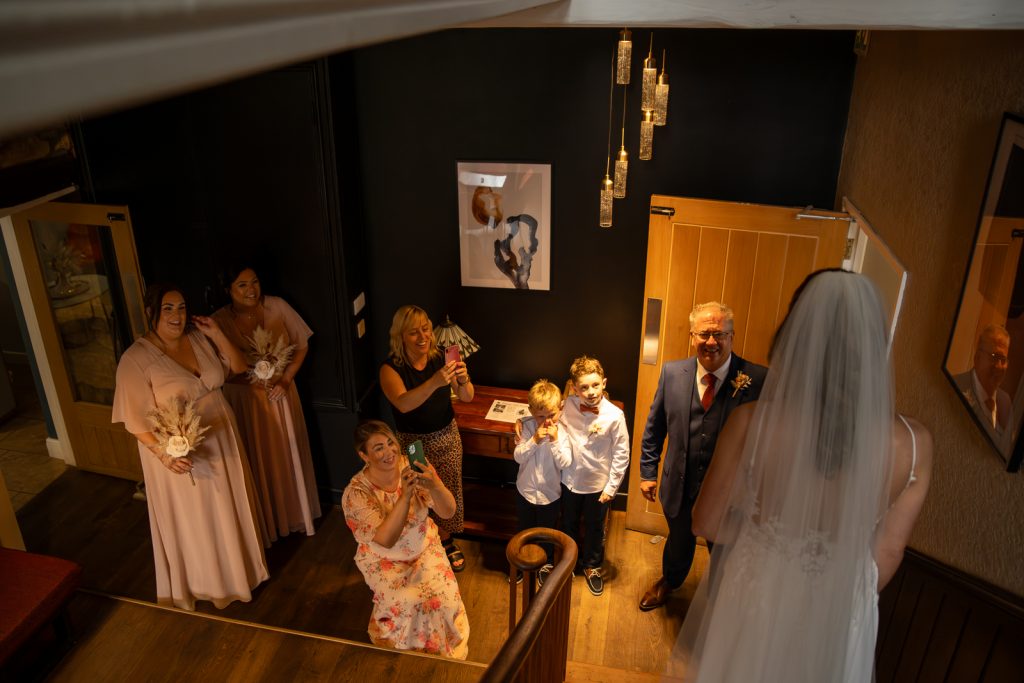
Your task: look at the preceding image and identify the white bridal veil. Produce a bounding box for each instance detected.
[669,271,894,683]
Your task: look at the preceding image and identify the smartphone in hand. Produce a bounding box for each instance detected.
[406,440,429,472]
[445,345,462,364]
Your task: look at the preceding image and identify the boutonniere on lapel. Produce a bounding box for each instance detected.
[588,423,604,436]
[731,372,753,398]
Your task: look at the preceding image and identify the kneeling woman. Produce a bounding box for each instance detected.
[342,420,470,659]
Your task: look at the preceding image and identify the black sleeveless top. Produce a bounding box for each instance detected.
[382,354,455,434]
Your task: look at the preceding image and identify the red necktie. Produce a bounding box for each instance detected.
[580,403,600,415]
[702,374,717,411]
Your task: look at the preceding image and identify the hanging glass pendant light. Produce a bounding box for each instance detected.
[641,34,657,112]
[655,49,669,126]
[614,142,629,199]
[614,86,628,198]
[600,50,614,228]
[600,165,613,228]
[640,109,654,160]
[616,28,632,85]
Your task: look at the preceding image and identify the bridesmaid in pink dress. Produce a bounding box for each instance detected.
[212,266,321,542]
[112,284,269,611]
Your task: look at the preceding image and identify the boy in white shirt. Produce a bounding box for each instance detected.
[513,379,572,585]
[560,355,630,596]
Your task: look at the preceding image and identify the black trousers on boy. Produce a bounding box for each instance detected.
[515,492,560,565]
[559,485,610,570]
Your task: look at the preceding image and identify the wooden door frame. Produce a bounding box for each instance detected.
[1,187,79,465]
[2,190,146,477]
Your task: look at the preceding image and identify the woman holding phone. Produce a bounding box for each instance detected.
[342,420,469,658]
[380,305,473,572]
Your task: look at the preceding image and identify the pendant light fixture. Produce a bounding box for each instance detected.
[616,28,632,85]
[600,51,615,228]
[614,85,628,198]
[654,49,669,126]
[640,109,654,161]
[600,165,614,228]
[641,34,657,112]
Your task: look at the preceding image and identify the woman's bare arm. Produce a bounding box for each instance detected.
[876,418,933,591]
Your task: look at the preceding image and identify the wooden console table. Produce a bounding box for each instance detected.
[453,385,528,460]
[453,385,528,539]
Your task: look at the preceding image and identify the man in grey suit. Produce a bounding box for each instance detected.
[637,301,768,611]
[954,323,1012,453]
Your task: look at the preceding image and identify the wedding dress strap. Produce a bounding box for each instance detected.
[897,414,918,490]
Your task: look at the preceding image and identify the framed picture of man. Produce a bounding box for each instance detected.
[456,161,551,291]
[943,113,1024,472]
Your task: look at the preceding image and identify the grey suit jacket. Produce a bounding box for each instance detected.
[954,370,1012,453]
[639,354,767,518]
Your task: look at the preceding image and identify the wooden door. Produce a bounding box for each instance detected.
[11,202,146,480]
[625,196,849,534]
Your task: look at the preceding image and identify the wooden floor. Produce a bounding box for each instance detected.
[16,468,707,676]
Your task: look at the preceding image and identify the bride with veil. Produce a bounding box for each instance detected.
[667,269,932,682]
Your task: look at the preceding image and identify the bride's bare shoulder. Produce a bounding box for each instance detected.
[892,415,934,478]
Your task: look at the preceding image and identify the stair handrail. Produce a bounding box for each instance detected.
[480,527,577,683]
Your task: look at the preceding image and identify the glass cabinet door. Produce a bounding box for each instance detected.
[11,202,145,479]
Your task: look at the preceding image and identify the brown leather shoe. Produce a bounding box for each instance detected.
[639,577,675,611]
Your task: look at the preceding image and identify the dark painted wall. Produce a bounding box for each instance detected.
[78,63,369,497]
[349,28,856,453]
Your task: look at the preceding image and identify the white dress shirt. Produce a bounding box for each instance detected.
[514,416,573,505]
[560,396,631,497]
[695,355,732,405]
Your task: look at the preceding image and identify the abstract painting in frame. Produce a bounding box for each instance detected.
[457,161,551,290]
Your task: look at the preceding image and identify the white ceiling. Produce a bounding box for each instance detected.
[0,0,1021,138]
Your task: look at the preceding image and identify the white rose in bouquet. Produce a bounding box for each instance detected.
[253,359,275,381]
[246,326,295,388]
[166,435,191,458]
[147,397,209,486]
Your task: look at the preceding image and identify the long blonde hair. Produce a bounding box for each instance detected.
[388,304,440,367]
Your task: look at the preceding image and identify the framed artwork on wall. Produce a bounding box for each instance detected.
[456,161,551,291]
[943,113,1024,472]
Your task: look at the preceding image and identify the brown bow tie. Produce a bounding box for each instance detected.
[580,403,600,415]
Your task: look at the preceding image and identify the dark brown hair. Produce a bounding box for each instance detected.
[143,283,194,334]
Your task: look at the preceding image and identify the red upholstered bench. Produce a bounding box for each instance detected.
[0,548,82,667]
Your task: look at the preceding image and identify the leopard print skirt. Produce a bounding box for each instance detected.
[397,419,464,535]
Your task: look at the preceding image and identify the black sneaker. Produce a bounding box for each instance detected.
[507,570,523,585]
[537,563,554,587]
[583,567,604,596]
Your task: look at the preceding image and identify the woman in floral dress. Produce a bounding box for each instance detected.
[342,420,470,659]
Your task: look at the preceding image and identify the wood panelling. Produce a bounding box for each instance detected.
[744,232,788,362]
[876,549,1024,683]
[38,592,484,682]
[720,229,759,348]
